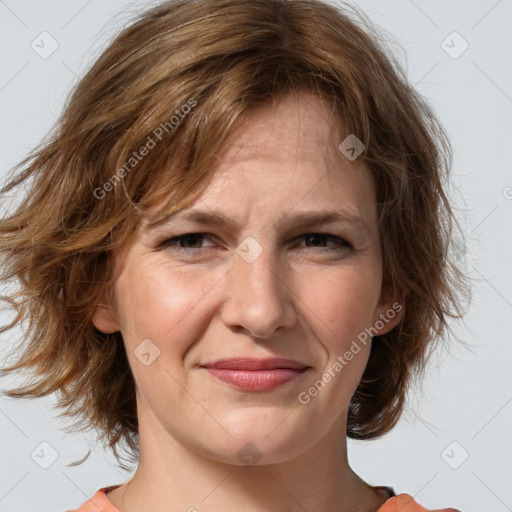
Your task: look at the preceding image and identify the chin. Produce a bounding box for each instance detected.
[191,411,316,467]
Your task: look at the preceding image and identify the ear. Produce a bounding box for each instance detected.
[371,283,405,336]
[91,288,121,334]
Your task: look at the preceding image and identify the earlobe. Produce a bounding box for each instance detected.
[372,294,404,337]
[91,291,121,334]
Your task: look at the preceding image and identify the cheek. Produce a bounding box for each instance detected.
[301,265,381,346]
[114,261,222,405]
[297,269,379,408]
[114,259,221,357]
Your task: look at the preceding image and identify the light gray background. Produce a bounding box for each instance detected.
[0,1,511,511]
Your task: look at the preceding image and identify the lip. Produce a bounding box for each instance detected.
[202,357,308,371]
[201,358,309,391]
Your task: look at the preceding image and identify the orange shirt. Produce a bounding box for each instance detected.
[66,486,462,512]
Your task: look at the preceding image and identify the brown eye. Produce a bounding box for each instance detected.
[177,234,205,248]
[160,232,214,252]
[300,233,352,251]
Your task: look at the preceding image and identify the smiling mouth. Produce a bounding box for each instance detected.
[200,357,310,391]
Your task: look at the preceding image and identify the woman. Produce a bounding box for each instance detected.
[0,0,468,510]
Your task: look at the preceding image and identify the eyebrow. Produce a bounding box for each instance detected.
[147,208,370,235]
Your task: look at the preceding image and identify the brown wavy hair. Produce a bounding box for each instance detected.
[0,0,470,469]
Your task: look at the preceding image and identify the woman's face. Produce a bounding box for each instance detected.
[93,93,401,466]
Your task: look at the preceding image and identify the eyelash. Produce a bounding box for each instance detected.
[158,232,353,254]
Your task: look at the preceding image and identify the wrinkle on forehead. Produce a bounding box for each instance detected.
[217,92,342,171]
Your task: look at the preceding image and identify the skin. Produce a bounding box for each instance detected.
[92,92,402,512]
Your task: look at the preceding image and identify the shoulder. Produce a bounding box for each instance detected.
[377,493,462,512]
[65,487,120,512]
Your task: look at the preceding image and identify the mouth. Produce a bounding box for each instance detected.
[200,358,310,391]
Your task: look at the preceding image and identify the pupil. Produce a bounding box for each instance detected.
[308,234,324,246]
[184,235,200,247]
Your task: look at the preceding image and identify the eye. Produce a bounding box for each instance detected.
[158,232,352,254]
[297,233,353,252]
[159,232,214,252]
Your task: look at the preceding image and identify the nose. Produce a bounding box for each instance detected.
[219,242,297,340]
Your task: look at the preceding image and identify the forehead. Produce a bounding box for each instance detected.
[139,92,377,239]
[220,93,339,167]
[199,93,376,216]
